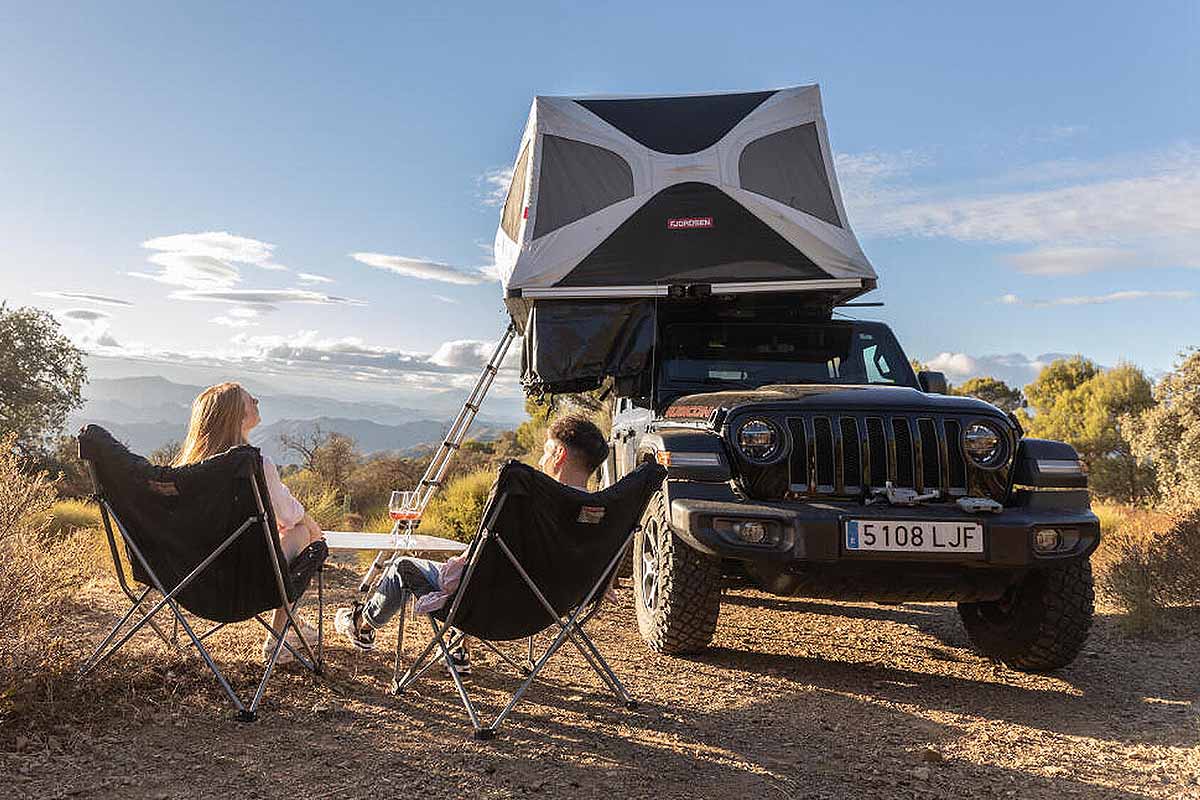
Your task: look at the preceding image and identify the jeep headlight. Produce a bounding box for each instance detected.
[736,418,781,462]
[962,420,1008,469]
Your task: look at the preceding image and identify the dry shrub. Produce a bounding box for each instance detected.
[0,434,88,712]
[1093,503,1200,630]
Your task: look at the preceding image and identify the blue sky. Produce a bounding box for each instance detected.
[2,2,1196,414]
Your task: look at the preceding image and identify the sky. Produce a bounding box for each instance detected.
[1,2,1197,413]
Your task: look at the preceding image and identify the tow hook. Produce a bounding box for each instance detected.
[956,496,1004,514]
[866,482,939,506]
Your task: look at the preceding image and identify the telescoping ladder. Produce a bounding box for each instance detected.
[358,323,517,592]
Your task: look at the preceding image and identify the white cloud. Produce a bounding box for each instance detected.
[131,251,242,289]
[171,288,366,306]
[479,166,515,207]
[297,272,334,284]
[35,291,134,307]
[56,308,120,350]
[922,351,1077,388]
[142,232,286,270]
[59,308,110,322]
[840,144,1200,274]
[227,306,259,318]
[211,315,259,328]
[432,294,458,304]
[351,252,493,285]
[999,289,1196,308]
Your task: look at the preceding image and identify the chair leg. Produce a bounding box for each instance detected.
[428,618,482,732]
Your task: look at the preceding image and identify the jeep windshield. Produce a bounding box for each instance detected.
[661,322,917,389]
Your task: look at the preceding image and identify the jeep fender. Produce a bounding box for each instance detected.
[635,427,732,483]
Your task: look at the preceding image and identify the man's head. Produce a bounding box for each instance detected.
[537,414,609,487]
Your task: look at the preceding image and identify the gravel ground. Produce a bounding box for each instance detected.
[2,560,1197,800]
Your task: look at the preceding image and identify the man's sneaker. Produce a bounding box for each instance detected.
[334,603,376,651]
[446,644,471,676]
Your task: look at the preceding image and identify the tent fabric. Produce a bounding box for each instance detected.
[521,299,656,394]
[78,425,302,623]
[495,85,876,297]
[434,460,667,641]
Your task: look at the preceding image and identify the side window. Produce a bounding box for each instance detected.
[532,135,634,238]
[862,344,895,384]
[500,143,531,242]
[738,123,841,227]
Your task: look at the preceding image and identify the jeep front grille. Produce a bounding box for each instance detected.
[783,413,972,499]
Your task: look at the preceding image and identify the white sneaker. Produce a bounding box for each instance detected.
[262,621,319,664]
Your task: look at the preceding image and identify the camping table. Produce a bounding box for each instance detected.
[322,531,468,682]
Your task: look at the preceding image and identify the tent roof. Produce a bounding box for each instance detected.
[494,85,877,304]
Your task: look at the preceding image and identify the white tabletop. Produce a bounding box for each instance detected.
[323,531,468,554]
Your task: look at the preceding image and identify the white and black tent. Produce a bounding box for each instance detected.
[494,85,878,394]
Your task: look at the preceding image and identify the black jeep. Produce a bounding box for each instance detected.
[607,295,1099,672]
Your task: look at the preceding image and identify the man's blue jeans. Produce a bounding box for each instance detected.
[363,556,441,628]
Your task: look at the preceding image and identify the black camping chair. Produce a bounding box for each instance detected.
[76,425,326,721]
[392,460,666,739]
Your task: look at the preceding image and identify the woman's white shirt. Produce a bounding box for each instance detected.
[262,456,305,531]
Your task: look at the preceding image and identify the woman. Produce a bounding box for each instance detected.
[175,381,324,662]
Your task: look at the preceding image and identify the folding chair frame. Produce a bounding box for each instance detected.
[78,462,324,722]
[392,494,639,739]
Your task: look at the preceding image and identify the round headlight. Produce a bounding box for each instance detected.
[736,419,781,462]
[962,421,1008,469]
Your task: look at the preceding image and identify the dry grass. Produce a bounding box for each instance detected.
[0,436,92,714]
[1092,502,1200,631]
[46,498,101,538]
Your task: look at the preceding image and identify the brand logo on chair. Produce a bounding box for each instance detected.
[577,506,607,524]
[667,216,714,230]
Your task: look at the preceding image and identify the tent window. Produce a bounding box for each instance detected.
[532,135,634,239]
[738,123,842,228]
[501,143,531,242]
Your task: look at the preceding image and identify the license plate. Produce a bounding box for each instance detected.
[844,520,984,553]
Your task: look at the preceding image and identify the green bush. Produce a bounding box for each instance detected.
[420,469,496,543]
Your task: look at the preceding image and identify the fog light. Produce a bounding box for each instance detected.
[713,517,778,545]
[1035,529,1061,552]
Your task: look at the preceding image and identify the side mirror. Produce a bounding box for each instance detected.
[918,371,948,394]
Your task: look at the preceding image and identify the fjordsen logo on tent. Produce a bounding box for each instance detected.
[667,216,714,230]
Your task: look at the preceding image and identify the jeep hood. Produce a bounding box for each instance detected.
[662,384,1004,422]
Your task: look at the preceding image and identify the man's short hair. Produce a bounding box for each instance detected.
[547,414,609,474]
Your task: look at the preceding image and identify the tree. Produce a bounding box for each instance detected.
[0,305,87,457]
[1024,360,1156,503]
[952,376,1024,413]
[311,432,359,495]
[149,439,182,466]
[278,423,326,471]
[1128,348,1200,514]
[1024,355,1100,414]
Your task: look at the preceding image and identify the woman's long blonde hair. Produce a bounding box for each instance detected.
[174,382,249,466]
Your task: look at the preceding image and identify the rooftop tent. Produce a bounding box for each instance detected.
[495,85,878,393]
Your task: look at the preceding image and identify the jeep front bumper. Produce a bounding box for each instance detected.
[667,484,1100,569]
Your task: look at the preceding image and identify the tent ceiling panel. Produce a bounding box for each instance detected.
[576,90,777,155]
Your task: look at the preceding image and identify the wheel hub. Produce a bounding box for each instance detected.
[640,522,659,611]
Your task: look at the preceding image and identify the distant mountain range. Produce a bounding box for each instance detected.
[70,375,517,463]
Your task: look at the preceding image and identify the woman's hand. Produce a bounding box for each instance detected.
[301,513,325,545]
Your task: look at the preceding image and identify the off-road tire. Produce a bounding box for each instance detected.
[633,491,721,654]
[957,558,1095,673]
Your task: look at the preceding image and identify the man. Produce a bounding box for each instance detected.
[335,414,610,672]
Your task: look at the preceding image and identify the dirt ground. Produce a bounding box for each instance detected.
[2,559,1197,800]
